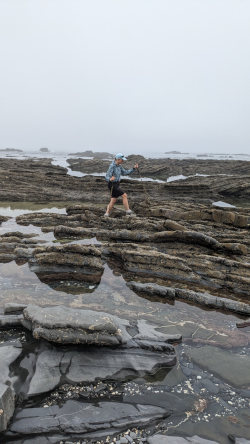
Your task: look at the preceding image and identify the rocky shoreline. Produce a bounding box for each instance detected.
[0,156,249,443]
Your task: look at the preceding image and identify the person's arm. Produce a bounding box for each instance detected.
[120,164,138,175]
[105,163,115,181]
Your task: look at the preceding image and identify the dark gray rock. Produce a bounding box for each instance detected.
[189,346,250,387]
[0,314,23,328]
[28,345,176,396]
[28,349,62,395]
[9,400,169,437]
[0,343,22,431]
[0,344,22,385]
[0,383,15,432]
[201,378,219,394]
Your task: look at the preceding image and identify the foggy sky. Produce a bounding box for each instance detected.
[0,0,250,154]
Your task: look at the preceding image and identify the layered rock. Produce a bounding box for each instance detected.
[0,215,9,225]
[0,158,249,203]
[6,400,169,439]
[17,304,180,349]
[128,281,250,315]
[0,232,44,263]
[27,342,177,396]
[29,243,104,286]
[0,343,22,432]
[68,155,250,179]
[105,243,250,299]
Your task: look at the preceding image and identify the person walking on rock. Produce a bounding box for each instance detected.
[104,153,138,217]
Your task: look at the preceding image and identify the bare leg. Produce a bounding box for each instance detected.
[106,197,117,213]
[122,193,129,211]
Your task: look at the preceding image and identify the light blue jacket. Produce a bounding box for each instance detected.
[105,160,135,182]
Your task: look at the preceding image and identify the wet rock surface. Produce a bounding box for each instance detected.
[0,157,249,203]
[0,342,22,432]
[0,156,249,443]
[7,400,168,438]
[68,155,250,179]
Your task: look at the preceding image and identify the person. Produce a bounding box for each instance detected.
[104,153,138,217]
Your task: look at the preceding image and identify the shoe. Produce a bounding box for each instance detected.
[104,212,110,217]
[126,209,133,215]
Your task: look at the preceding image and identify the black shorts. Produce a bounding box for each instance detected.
[108,181,125,198]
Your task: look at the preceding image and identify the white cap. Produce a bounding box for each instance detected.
[115,153,127,160]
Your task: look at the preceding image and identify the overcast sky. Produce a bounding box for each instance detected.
[0,0,249,154]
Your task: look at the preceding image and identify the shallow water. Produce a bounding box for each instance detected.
[0,202,249,442]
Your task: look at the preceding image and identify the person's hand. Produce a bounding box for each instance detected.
[110,176,115,181]
[134,163,139,169]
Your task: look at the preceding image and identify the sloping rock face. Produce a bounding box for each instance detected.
[27,345,177,396]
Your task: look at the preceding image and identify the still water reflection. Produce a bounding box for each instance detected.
[0,202,249,442]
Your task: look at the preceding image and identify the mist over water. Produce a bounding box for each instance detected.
[0,0,250,155]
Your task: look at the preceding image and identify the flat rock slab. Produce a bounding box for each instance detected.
[23,304,125,346]
[8,400,169,437]
[22,305,181,349]
[189,346,250,387]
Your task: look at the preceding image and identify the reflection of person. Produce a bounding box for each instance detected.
[104,153,139,217]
